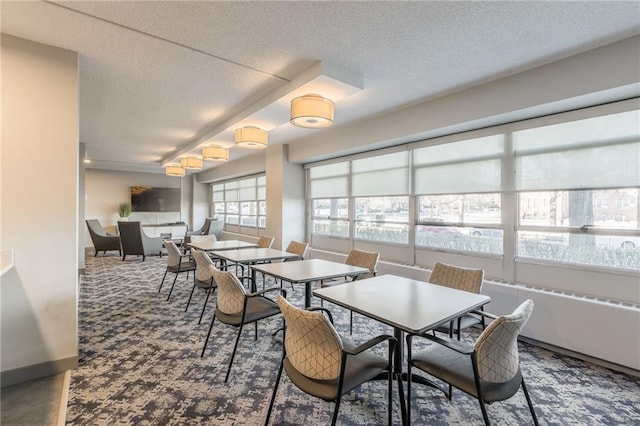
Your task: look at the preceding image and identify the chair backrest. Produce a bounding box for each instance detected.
[428,262,484,294]
[164,241,182,268]
[474,299,534,384]
[192,249,216,283]
[276,295,343,380]
[345,249,379,279]
[86,219,107,237]
[207,218,224,239]
[118,221,144,254]
[190,234,217,244]
[210,266,247,315]
[257,235,275,248]
[285,241,308,259]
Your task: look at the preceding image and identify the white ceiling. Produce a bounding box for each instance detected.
[2,1,639,174]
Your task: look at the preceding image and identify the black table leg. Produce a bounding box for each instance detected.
[304,282,311,308]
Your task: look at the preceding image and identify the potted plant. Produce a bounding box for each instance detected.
[118,202,133,221]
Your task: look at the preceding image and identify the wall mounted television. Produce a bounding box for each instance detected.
[131,186,181,212]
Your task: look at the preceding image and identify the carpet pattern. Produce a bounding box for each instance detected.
[66,250,640,425]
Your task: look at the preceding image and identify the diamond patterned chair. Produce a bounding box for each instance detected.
[265,295,397,426]
[158,241,196,301]
[320,249,380,333]
[271,240,309,290]
[257,235,275,248]
[405,299,539,426]
[201,266,285,382]
[186,249,218,324]
[189,234,217,244]
[428,262,486,339]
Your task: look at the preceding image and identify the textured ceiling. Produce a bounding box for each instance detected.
[2,1,639,173]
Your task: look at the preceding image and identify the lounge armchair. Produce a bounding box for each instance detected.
[86,219,121,257]
[184,218,223,244]
[117,221,163,261]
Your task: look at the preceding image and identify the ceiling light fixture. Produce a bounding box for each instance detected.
[202,145,229,161]
[290,94,334,128]
[234,126,268,149]
[180,156,203,169]
[165,164,185,177]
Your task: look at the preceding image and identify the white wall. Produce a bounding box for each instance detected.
[84,169,182,246]
[1,35,79,383]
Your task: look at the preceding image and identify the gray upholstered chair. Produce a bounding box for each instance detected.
[406,299,538,426]
[86,219,121,257]
[201,266,285,382]
[187,249,218,324]
[184,218,223,244]
[428,262,485,339]
[159,241,196,301]
[117,221,163,261]
[265,295,397,426]
[320,249,380,333]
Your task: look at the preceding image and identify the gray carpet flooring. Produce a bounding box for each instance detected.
[66,250,640,425]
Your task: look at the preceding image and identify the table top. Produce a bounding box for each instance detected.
[313,274,490,335]
[188,239,257,251]
[210,247,300,263]
[251,259,369,283]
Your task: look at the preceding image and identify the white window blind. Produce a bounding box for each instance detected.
[413,135,504,194]
[308,162,349,198]
[238,178,256,201]
[514,110,640,190]
[352,151,409,196]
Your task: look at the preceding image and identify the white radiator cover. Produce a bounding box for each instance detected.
[482,280,640,371]
[308,249,640,371]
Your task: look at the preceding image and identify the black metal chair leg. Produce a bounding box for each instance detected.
[406,335,413,426]
[185,283,196,312]
[479,398,491,426]
[331,397,342,426]
[521,379,539,426]
[166,274,178,301]
[198,288,212,325]
[158,270,168,292]
[225,323,245,383]
[264,359,284,426]
[201,315,216,357]
[349,311,353,335]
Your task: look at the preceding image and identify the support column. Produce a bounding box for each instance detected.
[265,144,305,250]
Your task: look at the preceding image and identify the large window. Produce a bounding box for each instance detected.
[518,190,639,269]
[413,135,504,254]
[305,100,640,273]
[211,175,266,230]
[514,109,640,270]
[308,162,350,238]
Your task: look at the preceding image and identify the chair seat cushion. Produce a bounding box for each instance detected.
[195,278,215,290]
[284,338,388,401]
[411,343,523,402]
[435,314,482,334]
[216,296,280,326]
[167,261,196,273]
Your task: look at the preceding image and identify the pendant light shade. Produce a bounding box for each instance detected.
[290,95,334,128]
[180,156,203,169]
[165,164,185,177]
[203,145,229,161]
[235,126,268,149]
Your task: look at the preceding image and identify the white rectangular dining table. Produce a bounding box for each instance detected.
[210,248,301,290]
[251,259,370,307]
[187,239,257,251]
[313,274,490,424]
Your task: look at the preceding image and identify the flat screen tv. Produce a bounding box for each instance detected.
[131,186,180,212]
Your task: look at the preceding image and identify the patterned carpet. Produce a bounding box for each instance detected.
[66,250,640,425]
